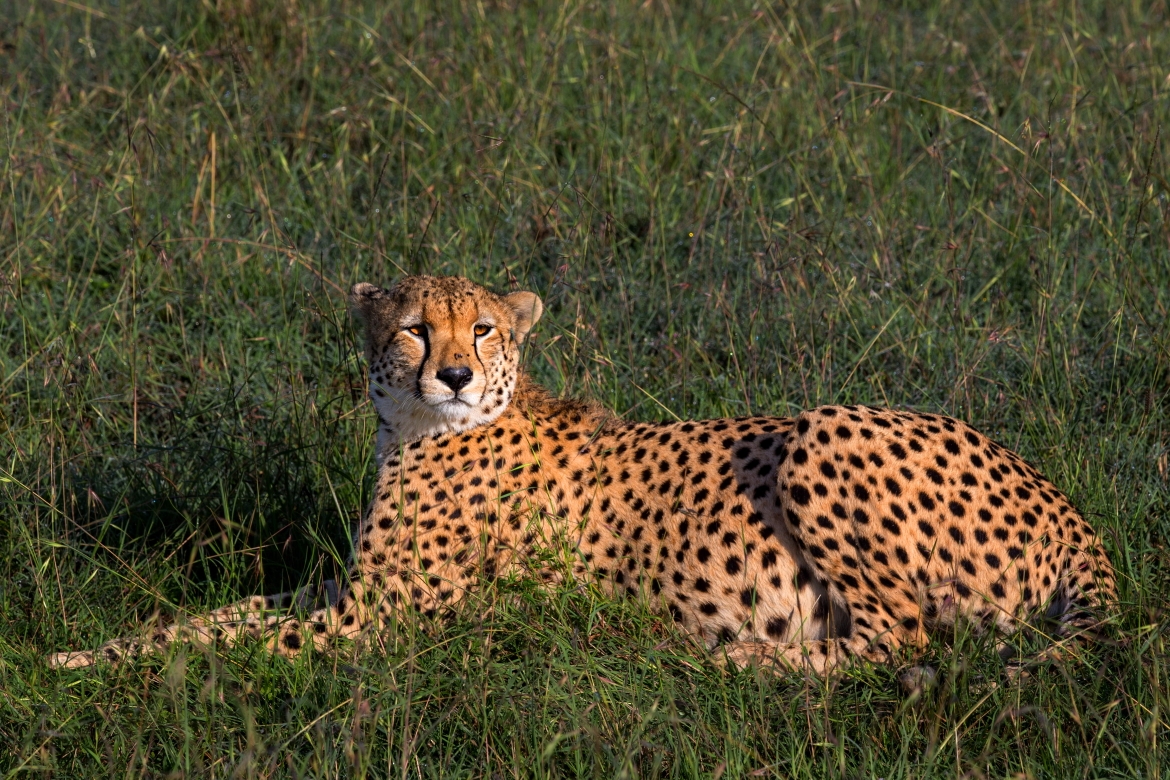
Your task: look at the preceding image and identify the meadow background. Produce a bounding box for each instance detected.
[2,0,1170,776]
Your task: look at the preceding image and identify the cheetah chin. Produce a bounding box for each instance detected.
[49,275,1116,679]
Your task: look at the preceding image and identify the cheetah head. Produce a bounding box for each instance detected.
[350,276,542,452]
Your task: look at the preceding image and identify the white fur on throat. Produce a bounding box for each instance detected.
[371,380,515,465]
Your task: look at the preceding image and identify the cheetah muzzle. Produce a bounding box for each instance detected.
[50,275,1117,677]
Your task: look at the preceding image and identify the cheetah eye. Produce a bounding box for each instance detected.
[473,324,492,337]
[405,324,425,337]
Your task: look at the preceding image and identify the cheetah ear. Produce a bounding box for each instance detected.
[349,283,387,343]
[503,291,543,344]
[349,283,383,324]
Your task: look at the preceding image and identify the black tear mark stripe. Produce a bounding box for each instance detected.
[414,324,431,397]
[471,304,487,382]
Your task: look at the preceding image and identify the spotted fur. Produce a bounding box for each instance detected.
[50,276,1115,673]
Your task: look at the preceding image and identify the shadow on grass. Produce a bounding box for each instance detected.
[61,385,361,606]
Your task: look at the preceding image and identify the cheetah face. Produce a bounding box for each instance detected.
[350,276,542,451]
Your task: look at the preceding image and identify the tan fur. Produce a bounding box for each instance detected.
[50,276,1115,673]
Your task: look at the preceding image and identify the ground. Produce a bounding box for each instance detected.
[2,0,1169,777]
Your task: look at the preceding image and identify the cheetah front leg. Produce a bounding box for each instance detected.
[47,582,337,669]
[50,561,471,669]
[49,506,514,669]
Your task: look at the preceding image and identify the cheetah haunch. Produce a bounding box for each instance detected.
[51,275,1115,674]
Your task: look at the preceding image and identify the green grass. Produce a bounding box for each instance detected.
[2,0,1169,775]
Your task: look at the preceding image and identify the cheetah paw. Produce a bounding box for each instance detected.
[47,651,98,669]
[898,665,937,696]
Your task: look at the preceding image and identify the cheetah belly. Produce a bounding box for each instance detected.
[357,414,844,647]
[578,417,844,647]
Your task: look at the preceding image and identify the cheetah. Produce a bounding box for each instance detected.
[50,275,1116,675]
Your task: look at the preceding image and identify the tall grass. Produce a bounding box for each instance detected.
[1,0,1168,776]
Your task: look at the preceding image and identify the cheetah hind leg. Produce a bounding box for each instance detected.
[999,576,1117,683]
[722,635,944,695]
[720,634,905,676]
[47,581,337,670]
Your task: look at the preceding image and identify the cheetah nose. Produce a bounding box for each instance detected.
[436,366,473,392]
